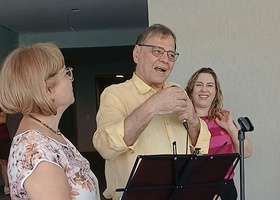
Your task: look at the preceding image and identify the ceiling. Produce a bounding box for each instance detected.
[0,0,148,34]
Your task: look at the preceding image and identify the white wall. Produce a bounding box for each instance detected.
[148,0,280,199]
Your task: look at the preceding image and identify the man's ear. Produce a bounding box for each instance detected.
[132,45,139,64]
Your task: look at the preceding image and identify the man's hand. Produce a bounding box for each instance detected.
[148,86,194,119]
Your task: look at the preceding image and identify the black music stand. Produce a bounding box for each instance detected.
[116,153,240,200]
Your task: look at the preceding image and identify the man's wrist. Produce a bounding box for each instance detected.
[187,116,199,125]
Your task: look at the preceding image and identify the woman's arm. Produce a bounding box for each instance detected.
[215,109,252,158]
[24,162,72,200]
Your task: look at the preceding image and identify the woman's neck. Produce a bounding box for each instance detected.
[195,107,209,117]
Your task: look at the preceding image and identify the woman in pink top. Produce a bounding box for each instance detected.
[186,67,252,200]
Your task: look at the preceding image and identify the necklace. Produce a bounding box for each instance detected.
[27,114,61,135]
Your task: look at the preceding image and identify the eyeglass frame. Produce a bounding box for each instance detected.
[137,44,179,62]
[66,67,74,82]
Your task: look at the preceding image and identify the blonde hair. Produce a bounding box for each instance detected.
[0,42,65,115]
[185,67,223,120]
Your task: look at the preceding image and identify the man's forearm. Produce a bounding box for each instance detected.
[186,116,200,146]
[124,102,156,146]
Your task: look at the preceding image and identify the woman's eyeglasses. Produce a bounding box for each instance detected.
[66,67,74,81]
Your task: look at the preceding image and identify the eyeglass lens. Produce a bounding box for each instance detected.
[152,46,177,61]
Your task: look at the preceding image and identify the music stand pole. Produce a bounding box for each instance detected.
[238,129,245,200]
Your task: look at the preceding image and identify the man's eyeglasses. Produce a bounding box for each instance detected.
[138,44,179,62]
[66,67,74,82]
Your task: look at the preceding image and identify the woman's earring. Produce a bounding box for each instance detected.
[50,98,57,115]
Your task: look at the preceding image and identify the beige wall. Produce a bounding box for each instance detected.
[148,0,280,199]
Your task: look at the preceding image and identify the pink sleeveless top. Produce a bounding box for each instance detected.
[200,116,234,179]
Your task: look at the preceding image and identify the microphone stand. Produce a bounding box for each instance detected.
[183,119,201,155]
[238,128,246,200]
[237,117,254,200]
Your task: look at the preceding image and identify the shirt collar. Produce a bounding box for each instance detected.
[131,73,175,94]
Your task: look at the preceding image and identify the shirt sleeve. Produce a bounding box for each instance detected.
[93,87,131,160]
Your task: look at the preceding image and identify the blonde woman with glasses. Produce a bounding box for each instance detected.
[0,43,100,200]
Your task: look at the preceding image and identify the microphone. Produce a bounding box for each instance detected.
[170,85,188,131]
[238,117,254,132]
[182,118,189,154]
[171,85,188,131]
[182,118,188,131]
[171,85,189,153]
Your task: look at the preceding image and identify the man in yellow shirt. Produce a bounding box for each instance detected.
[93,24,210,200]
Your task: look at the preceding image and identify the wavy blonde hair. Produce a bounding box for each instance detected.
[0,42,64,115]
[185,67,223,120]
